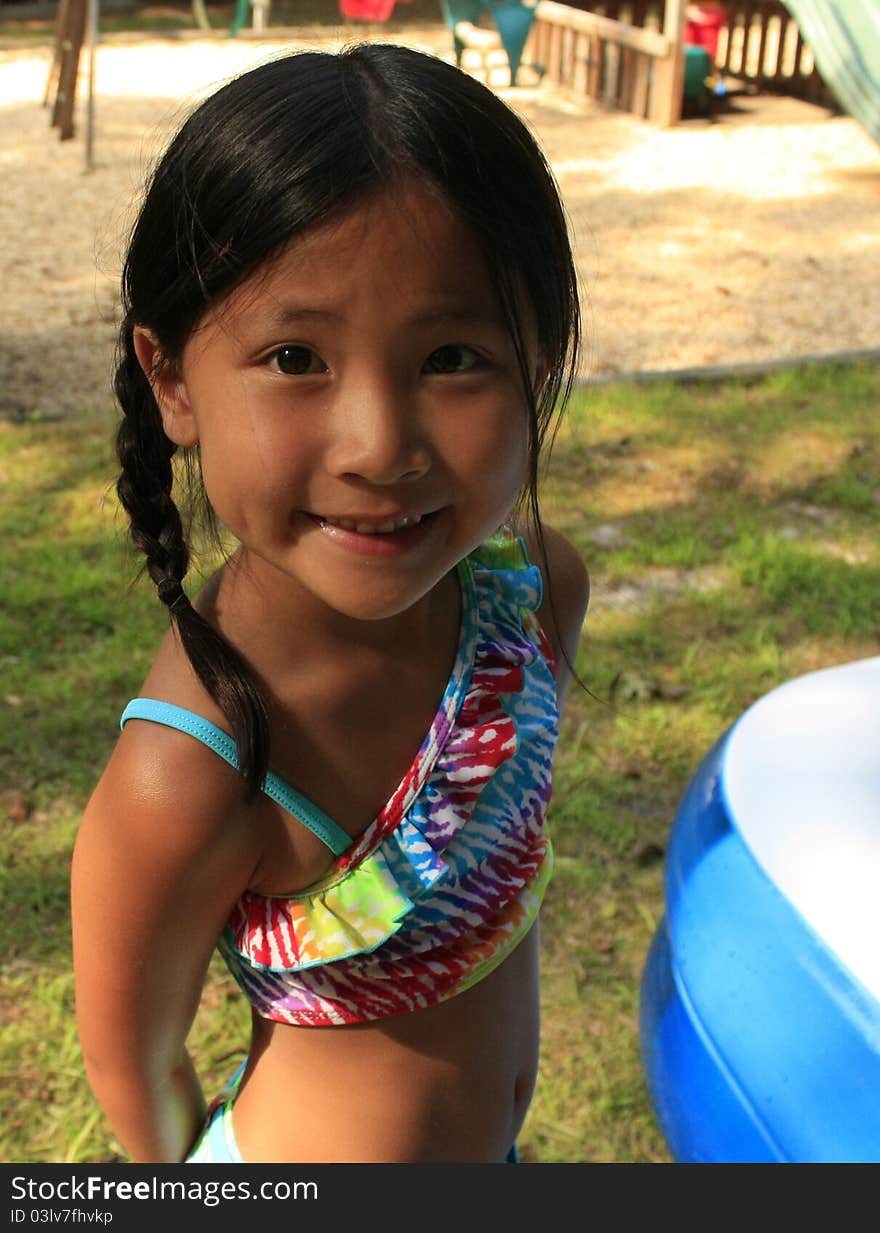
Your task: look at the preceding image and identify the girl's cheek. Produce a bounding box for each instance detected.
[471,403,529,473]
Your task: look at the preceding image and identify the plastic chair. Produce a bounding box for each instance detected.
[441,0,542,85]
[488,0,540,85]
[440,0,484,67]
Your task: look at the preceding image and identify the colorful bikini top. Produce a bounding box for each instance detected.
[120,531,559,1026]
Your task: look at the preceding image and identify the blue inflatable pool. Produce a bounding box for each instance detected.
[640,656,880,1163]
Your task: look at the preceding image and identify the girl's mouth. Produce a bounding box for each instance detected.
[307,510,439,556]
[318,513,424,535]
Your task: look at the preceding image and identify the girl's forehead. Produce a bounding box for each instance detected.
[298,179,460,251]
[222,182,501,324]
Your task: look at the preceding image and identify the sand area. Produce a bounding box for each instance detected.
[1,27,879,420]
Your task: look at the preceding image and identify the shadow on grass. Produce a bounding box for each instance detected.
[1,416,163,801]
[1,849,74,969]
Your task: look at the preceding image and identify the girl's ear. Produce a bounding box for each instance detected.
[132,327,199,447]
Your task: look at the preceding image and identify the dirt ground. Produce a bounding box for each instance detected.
[2,28,879,420]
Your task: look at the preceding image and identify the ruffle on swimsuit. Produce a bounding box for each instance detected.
[121,531,559,1027]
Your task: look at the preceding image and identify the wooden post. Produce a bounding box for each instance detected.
[191,0,212,31]
[648,0,686,126]
[85,0,98,171]
[547,22,563,84]
[632,49,650,117]
[619,44,636,111]
[561,24,574,87]
[532,17,544,70]
[50,0,75,124]
[43,0,70,107]
[52,0,87,140]
[251,0,271,33]
[572,29,589,97]
[749,4,764,78]
[587,34,602,100]
[790,26,804,84]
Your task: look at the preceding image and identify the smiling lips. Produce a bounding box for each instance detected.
[307,510,437,557]
[315,512,426,536]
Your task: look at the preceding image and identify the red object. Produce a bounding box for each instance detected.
[338,0,397,20]
[684,4,728,62]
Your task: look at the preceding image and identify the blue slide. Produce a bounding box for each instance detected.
[783,1,880,145]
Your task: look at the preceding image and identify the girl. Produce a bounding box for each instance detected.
[71,42,589,1164]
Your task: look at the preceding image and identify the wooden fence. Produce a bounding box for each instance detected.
[712,1,837,106]
[541,2,837,110]
[530,0,687,124]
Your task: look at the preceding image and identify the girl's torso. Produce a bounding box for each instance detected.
[134,538,558,1162]
[235,921,540,1162]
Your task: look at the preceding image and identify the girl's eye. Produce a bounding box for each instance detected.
[424,344,481,375]
[269,346,327,376]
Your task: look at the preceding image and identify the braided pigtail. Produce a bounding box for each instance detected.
[114,325,269,794]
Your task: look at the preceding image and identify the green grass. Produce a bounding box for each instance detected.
[2,359,879,1163]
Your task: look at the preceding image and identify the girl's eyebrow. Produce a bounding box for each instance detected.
[408,307,505,327]
[257,303,504,329]
[259,305,343,325]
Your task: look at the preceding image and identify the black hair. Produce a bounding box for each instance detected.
[115,42,580,792]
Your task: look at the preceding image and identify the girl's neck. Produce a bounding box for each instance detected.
[195,549,461,669]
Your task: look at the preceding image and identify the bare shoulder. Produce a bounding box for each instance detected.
[94,702,257,852]
[517,521,590,699]
[75,675,262,925]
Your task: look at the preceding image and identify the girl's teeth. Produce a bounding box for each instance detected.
[325,515,421,535]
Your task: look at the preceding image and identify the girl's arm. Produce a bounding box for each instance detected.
[71,724,260,1163]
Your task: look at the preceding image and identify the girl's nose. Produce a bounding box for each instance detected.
[325,378,431,484]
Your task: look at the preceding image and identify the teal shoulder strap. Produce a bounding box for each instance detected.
[120,698,353,857]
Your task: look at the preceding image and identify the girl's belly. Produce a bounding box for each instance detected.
[231,924,541,1162]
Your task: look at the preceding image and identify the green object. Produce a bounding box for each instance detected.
[780,1,880,147]
[440,0,542,85]
[488,0,538,85]
[228,0,251,37]
[440,0,484,66]
[683,44,712,102]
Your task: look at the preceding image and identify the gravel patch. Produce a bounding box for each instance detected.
[3,32,879,420]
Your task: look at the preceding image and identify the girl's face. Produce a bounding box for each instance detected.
[137,181,537,626]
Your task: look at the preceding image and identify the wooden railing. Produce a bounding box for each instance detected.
[713,1,836,106]
[543,2,837,108]
[529,0,686,123]
[553,1,662,26]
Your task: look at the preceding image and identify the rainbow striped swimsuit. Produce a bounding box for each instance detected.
[121,531,558,1026]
